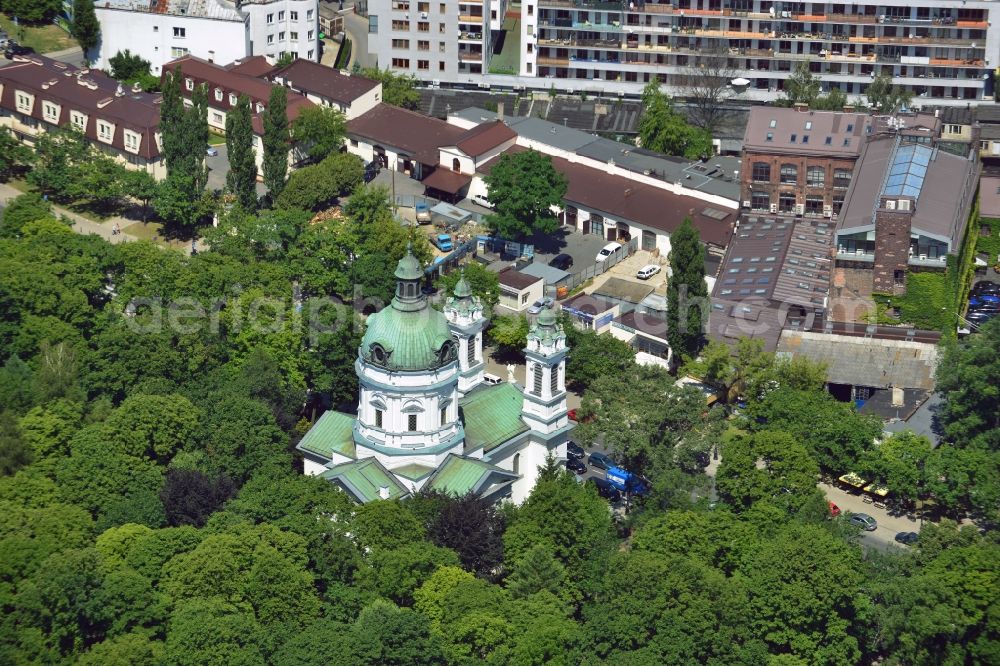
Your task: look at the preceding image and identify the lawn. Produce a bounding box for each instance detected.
[122,221,191,251]
[208,129,227,146]
[0,13,76,54]
[489,17,520,75]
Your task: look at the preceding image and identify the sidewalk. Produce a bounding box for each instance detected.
[0,183,191,255]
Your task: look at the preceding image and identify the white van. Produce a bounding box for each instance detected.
[596,241,623,263]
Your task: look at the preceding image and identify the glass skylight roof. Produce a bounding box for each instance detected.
[882,143,932,198]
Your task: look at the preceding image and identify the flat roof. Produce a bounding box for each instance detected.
[593,277,655,305]
[981,176,1000,218]
[497,266,542,291]
[518,262,571,284]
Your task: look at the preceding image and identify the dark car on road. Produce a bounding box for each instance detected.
[894,531,919,545]
[588,451,615,470]
[567,441,585,460]
[4,41,32,59]
[972,280,1000,296]
[549,253,574,271]
[588,477,622,502]
[565,458,587,475]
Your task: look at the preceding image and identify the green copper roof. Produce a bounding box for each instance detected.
[460,382,529,453]
[425,454,518,496]
[453,273,472,298]
[537,305,557,327]
[394,246,423,280]
[297,410,357,460]
[361,302,455,371]
[320,458,409,503]
[391,463,436,481]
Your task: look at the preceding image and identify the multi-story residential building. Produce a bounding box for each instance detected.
[0,55,166,178]
[369,0,1000,104]
[92,0,320,76]
[367,0,508,79]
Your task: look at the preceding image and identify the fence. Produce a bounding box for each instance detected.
[558,236,640,293]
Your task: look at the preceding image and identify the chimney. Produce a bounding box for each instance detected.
[934,109,940,118]
[891,387,904,407]
[115,83,124,97]
[497,101,504,121]
[378,485,391,500]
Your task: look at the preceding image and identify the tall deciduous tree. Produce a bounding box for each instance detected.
[5,0,62,23]
[263,86,290,198]
[291,105,346,164]
[936,318,1000,451]
[225,94,258,210]
[482,149,567,240]
[156,68,210,229]
[0,127,32,182]
[359,68,421,109]
[678,49,741,134]
[639,82,714,159]
[666,217,707,360]
[866,71,915,112]
[71,0,101,58]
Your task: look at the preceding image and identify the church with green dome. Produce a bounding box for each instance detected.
[297,248,575,504]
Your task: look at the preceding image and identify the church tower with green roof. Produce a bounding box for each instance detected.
[444,271,486,396]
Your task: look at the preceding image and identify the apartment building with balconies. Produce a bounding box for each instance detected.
[368,0,502,80]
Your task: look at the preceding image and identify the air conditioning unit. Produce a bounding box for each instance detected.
[885,199,896,210]
[898,199,911,211]
[769,203,778,213]
[795,203,805,215]
[421,11,428,18]
[742,200,751,208]
[919,253,927,260]
[823,206,833,218]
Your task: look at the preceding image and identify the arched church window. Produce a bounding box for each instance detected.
[374,409,383,428]
[370,343,387,365]
[512,453,520,475]
[532,364,542,396]
[437,340,457,365]
[408,414,418,431]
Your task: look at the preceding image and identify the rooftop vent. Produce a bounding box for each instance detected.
[97,97,114,108]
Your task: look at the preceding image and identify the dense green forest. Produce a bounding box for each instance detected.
[0,184,998,665]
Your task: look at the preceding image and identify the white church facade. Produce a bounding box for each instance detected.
[297,248,574,504]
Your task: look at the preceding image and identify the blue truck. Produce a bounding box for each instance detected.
[606,466,649,496]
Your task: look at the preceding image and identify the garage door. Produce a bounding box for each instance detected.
[642,229,656,251]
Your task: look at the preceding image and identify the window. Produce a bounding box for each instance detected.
[439,22,446,32]
[71,111,86,131]
[440,3,445,11]
[528,4,534,14]
[229,93,237,106]
[833,194,845,215]
[418,21,429,31]
[374,409,383,428]
[256,103,264,113]
[439,41,446,52]
[439,61,445,71]
[779,192,796,213]
[290,31,298,40]
[550,365,558,394]
[751,191,770,211]
[308,30,313,40]
[418,39,429,50]
[171,47,189,57]
[307,9,313,20]
[532,365,542,396]
[769,118,777,128]
[173,26,185,37]
[391,58,410,68]
[805,196,824,215]
[790,134,797,143]
[214,88,223,102]
[307,49,313,59]
[833,168,851,189]
[392,20,410,30]
[805,121,812,130]
[512,453,520,475]
[392,39,409,48]
[279,31,285,40]
[527,43,533,53]
[806,166,824,187]
[290,10,298,20]
[408,414,417,431]
[267,33,274,44]
[801,135,809,144]
[766,132,773,142]
[185,77,194,91]
[267,12,274,23]
[948,124,960,133]
[97,121,113,141]
[278,10,285,20]
[467,338,476,364]
[212,111,223,123]
[780,163,797,185]
[825,136,832,145]
[417,59,429,70]
[42,102,58,123]
[846,123,854,132]
[440,407,447,426]
[153,25,158,32]
[751,162,771,182]
[124,131,139,150]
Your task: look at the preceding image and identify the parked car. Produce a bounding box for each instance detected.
[527,297,554,315]
[415,202,432,224]
[206,146,219,157]
[565,458,587,475]
[363,161,380,183]
[4,41,32,59]
[849,513,878,531]
[567,440,585,460]
[588,477,622,502]
[549,253,574,271]
[636,264,661,280]
[471,193,494,209]
[828,501,841,518]
[482,373,503,386]
[595,241,622,263]
[894,531,919,545]
[966,310,998,327]
[972,280,1000,295]
[431,233,453,251]
[588,451,615,470]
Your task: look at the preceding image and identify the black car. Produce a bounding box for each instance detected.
[363,160,380,183]
[894,531,919,545]
[972,280,1000,296]
[565,458,587,475]
[4,41,32,59]
[588,477,622,502]
[549,253,574,271]
[965,310,998,327]
[567,440,585,460]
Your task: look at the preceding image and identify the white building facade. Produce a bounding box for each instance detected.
[92,0,319,76]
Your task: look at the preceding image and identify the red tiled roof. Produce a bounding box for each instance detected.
[269,59,379,106]
[422,168,472,194]
[226,56,276,78]
[480,147,736,247]
[345,103,465,165]
[0,55,161,160]
[453,120,516,157]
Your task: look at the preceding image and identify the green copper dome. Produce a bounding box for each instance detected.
[360,250,457,371]
[453,273,472,298]
[537,305,557,327]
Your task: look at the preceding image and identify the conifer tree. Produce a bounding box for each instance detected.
[666,217,708,360]
[263,86,289,198]
[225,95,258,210]
[71,0,101,58]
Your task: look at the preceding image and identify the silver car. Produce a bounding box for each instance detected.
[849,513,878,531]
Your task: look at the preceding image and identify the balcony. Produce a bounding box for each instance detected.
[539,0,623,8]
[826,13,879,24]
[459,52,483,62]
[538,55,570,66]
[459,14,484,23]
